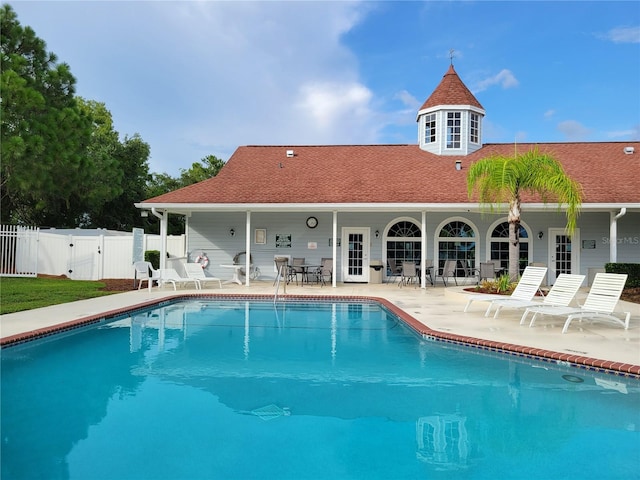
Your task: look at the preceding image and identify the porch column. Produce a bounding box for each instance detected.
[332,211,338,287]
[421,211,427,288]
[245,211,251,286]
[152,208,168,269]
[610,208,626,263]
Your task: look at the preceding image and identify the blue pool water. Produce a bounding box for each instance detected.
[1,300,639,479]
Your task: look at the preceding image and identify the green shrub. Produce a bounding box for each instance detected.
[496,273,513,293]
[476,274,516,295]
[145,250,161,270]
[605,263,640,288]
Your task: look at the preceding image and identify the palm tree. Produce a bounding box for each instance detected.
[467,147,583,280]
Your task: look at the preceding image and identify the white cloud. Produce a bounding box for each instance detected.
[606,126,640,140]
[296,81,373,132]
[137,1,376,170]
[556,120,593,141]
[395,90,421,110]
[514,131,528,142]
[473,69,519,93]
[544,109,556,119]
[602,26,640,43]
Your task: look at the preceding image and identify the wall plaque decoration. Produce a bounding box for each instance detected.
[255,229,266,245]
[276,234,292,248]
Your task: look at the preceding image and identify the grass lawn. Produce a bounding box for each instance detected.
[0,277,118,314]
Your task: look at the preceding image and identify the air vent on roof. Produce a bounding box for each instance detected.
[623,146,634,155]
[286,149,295,158]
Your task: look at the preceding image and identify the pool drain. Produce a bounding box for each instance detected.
[562,374,584,383]
[250,404,291,421]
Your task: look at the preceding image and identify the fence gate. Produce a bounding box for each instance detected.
[0,225,40,277]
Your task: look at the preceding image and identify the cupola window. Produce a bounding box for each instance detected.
[446,112,461,149]
[424,113,436,144]
[470,113,480,144]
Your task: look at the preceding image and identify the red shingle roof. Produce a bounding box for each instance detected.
[419,65,484,111]
[143,142,640,205]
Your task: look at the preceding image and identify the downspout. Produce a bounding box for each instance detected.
[609,208,626,263]
[151,208,168,269]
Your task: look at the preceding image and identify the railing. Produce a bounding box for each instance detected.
[273,264,287,304]
[0,225,39,277]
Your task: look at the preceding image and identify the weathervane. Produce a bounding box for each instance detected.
[449,49,455,65]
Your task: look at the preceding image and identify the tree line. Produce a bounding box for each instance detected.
[0,4,223,235]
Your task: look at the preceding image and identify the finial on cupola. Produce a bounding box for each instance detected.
[449,48,455,66]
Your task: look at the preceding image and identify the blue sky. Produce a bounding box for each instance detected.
[10,1,640,176]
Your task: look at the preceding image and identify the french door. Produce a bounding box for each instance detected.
[342,228,370,282]
[548,228,580,284]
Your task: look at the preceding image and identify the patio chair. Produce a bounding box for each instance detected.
[133,261,159,292]
[525,273,630,333]
[479,262,497,282]
[387,258,402,284]
[459,261,479,285]
[434,260,457,286]
[273,257,290,285]
[157,268,201,290]
[421,259,434,286]
[307,258,333,286]
[463,266,548,316]
[233,251,261,280]
[399,261,419,288]
[486,273,585,321]
[290,257,306,285]
[184,262,222,289]
[318,258,333,286]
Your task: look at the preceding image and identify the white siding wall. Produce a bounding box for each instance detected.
[187,211,639,282]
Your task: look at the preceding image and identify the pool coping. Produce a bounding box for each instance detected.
[2,293,639,379]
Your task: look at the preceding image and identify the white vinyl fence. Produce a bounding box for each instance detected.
[1,226,186,280]
[0,225,39,277]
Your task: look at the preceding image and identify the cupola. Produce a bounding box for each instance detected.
[416,64,485,156]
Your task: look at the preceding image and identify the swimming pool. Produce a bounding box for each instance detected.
[2,299,638,479]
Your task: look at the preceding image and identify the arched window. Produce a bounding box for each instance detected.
[437,219,477,276]
[384,220,422,277]
[489,221,530,274]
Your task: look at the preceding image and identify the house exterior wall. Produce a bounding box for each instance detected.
[187,210,639,283]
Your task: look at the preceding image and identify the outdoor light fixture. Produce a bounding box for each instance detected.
[375,230,380,238]
[230,228,235,236]
[140,210,148,218]
[455,160,462,171]
[538,231,544,239]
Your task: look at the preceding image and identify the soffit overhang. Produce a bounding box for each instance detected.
[135,202,640,215]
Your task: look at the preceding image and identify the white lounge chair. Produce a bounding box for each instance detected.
[492,273,585,322]
[133,261,159,292]
[157,268,201,290]
[463,266,548,316]
[525,273,631,333]
[184,263,222,289]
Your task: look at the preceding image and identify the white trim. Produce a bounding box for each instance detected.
[417,104,485,118]
[136,202,640,214]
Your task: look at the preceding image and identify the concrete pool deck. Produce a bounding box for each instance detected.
[2,281,639,374]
